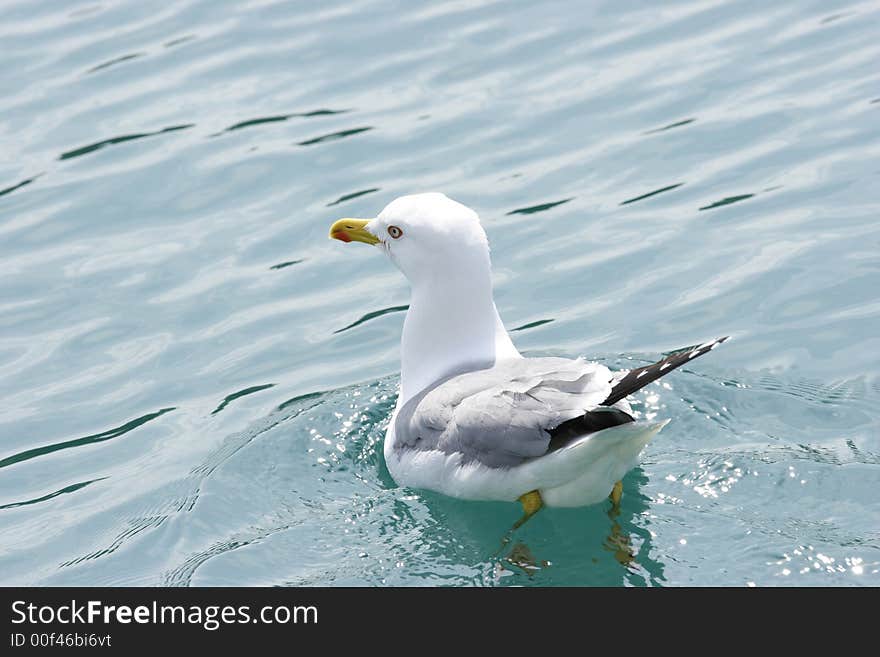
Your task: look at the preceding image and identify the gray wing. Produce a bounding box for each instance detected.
[394,357,616,468]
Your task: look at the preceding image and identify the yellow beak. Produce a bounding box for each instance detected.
[329,218,380,245]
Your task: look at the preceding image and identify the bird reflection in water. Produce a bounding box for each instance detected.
[495,469,663,583]
[496,505,635,576]
[605,505,636,568]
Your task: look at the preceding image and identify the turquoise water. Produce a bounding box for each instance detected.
[2,0,879,586]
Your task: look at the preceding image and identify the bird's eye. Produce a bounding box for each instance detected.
[387,225,403,239]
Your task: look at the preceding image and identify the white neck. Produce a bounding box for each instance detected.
[399,266,520,403]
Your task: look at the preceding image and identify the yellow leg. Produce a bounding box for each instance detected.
[492,490,544,558]
[609,480,623,512]
[513,490,544,529]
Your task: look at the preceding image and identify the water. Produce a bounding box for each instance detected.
[1,0,878,587]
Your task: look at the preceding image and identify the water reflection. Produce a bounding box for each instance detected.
[333,305,409,334]
[0,408,175,469]
[511,318,554,332]
[212,383,275,415]
[0,174,41,198]
[413,467,666,586]
[269,259,304,270]
[620,183,684,206]
[699,194,755,211]
[0,477,107,511]
[86,53,144,74]
[327,188,380,207]
[58,125,194,160]
[506,198,573,215]
[216,108,349,135]
[297,126,373,146]
[644,118,696,134]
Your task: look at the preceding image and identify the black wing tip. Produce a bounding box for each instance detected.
[705,335,730,351]
[669,335,729,355]
[601,334,729,407]
[700,335,729,351]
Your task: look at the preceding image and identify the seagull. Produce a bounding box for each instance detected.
[330,193,726,527]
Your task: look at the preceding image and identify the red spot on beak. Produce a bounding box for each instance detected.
[332,230,351,243]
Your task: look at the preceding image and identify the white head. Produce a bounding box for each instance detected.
[329,192,519,400]
[330,192,490,287]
